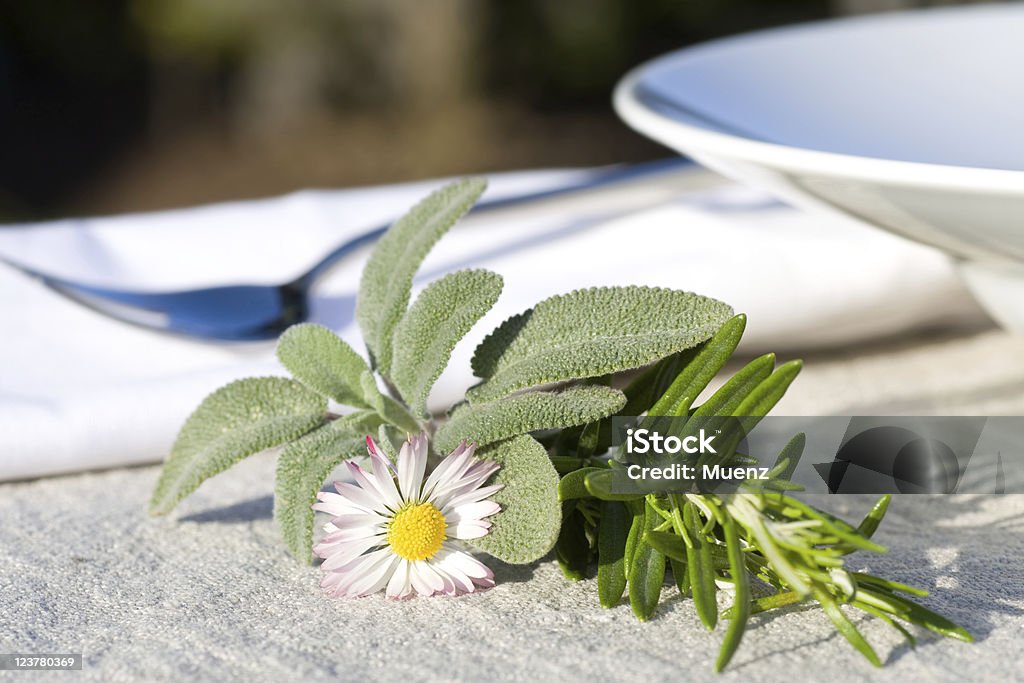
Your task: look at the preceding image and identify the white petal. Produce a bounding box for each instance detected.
[318,534,384,570]
[432,548,477,594]
[327,513,389,530]
[330,549,395,597]
[445,501,502,524]
[365,436,390,466]
[415,560,447,593]
[346,552,400,597]
[423,562,457,596]
[444,549,494,580]
[319,524,384,547]
[397,433,429,500]
[421,442,473,498]
[430,467,500,509]
[368,447,403,509]
[320,549,382,595]
[440,484,504,514]
[332,481,388,514]
[313,491,364,517]
[447,520,491,540]
[346,461,402,512]
[386,560,414,600]
[409,563,435,596]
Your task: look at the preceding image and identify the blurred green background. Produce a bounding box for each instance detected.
[0,0,990,219]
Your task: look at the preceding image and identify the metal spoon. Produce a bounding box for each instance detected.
[2,159,697,341]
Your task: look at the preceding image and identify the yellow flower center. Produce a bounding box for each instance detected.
[387,502,447,562]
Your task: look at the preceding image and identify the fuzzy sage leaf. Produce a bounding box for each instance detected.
[276,323,378,409]
[468,286,733,402]
[391,269,503,415]
[467,435,561,564]
[149,377,326,516]
[356,178,487,376]
[436,385,626,454]
[274,413,383,562]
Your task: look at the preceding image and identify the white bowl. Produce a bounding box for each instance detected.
[614,4,1024,332]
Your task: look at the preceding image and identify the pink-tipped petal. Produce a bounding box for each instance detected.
[396,433,429,500]
[331,481,387,514]
[318,535,383,569]
[346,461,402,511]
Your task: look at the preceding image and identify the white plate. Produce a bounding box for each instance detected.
[614,4,1024,331]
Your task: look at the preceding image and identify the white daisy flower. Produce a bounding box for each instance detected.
[312,432,503,599]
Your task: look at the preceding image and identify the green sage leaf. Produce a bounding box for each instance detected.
[149,377,326,516]
[469,286,733,402]
[391,269,503,415]
[274,414,382,562]
[468,435,561,564]
[436,385,626,454]
[356,178,487,375]
[276,323,376,409]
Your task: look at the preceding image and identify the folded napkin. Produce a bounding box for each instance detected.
[0,166,986,481]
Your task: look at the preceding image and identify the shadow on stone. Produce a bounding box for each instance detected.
[180,495,274,524]
[490,559,537,585]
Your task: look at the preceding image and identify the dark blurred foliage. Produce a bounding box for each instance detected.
[480,0,830,108]
[0,0,935,219]
[0,2,150,216]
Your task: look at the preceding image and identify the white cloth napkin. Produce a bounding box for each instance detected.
[0,166,986,481]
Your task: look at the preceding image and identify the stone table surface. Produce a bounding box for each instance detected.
[2,327,1024,682]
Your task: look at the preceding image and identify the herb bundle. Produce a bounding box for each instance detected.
[149,178,970,671]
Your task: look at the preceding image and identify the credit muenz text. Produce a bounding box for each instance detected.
[625,463,770,481]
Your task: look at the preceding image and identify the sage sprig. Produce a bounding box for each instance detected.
[148,178,970,672]
[149,178,732,566]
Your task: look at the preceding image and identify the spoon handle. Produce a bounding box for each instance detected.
[295,158,694,288]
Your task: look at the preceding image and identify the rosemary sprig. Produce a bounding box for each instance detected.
[554,315,972,672]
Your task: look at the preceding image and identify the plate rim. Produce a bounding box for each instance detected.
[613,9,1024,194]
